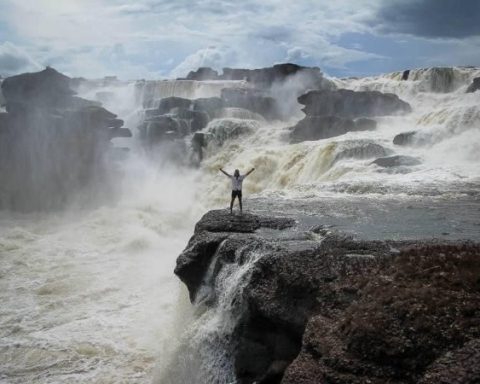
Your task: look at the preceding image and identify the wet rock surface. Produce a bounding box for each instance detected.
[466,77,480,93]
[394,131,418,146]
[183,63,333,89]
[0,67,131,211]
[298,89,412,119]
[176,210,480,384]
[290,116,375,143]
[372,155,422,167]
[289,88,409,143]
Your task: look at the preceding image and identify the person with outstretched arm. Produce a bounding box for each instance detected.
[219,167,255,214]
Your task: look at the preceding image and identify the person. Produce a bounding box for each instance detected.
[219,167,255,214]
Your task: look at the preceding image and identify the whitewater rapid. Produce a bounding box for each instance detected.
[1,66,479,383]
[0,158,205,383]
[198,67,480,203]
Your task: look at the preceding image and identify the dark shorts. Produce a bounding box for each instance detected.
[231,190,242,199]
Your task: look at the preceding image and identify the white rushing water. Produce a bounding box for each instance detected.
[199,67,480,202]
[1,66,479,383]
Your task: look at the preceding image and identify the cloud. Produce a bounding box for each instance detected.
[374,0,480,39]
[169,46,237,78]
[0,42,41,76]
[1,0,478,79]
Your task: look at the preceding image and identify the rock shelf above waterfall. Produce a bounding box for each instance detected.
[181,63,334,90]
[298,89,412,118]
[175,209,480,384]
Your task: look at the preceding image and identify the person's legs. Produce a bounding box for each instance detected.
[239,191,243,213]
[230,191,235,214]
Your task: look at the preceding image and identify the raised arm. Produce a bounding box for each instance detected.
[219,168,231,177]
[244,167,255,177]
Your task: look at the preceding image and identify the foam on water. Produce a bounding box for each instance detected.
[0,156,203,383]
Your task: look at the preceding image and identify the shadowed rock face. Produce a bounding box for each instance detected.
[183,63,331,89]
[289,89,409,143]
[466,77,480,93]
[290,116,377,143]
[298,89,412,119]
[394,131,418,146]
[175,210,480,384]
[372,155,421,167]
[0,67,131,211]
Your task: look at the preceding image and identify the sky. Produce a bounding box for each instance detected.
[0,0,480,79]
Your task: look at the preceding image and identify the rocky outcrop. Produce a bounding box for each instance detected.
[298,89,412,119]
[394,131,418,146]
[283,242,480,384]
[290,116,376,143]
[372,155,421,167]
[138,89,280,149]
[289,89,409,143]
[333,141,390,163]
[290,116,355,143]
[466,77,480,93]
[0,67,131,211]
[175,210,480,384]
[183,63,333,89]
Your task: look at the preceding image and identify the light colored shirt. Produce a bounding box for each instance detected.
[231,175,245,191]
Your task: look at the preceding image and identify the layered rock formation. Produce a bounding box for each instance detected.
[0,67,131,211]
[183,63,332,90]
[372,155,422,168]
[290,89,410,143]
[136,63,335,158]
[175,210,480,384]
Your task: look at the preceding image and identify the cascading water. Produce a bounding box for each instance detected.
[198,67,480,201]
[1,66,479,384]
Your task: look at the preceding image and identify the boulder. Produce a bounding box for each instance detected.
[402,69,410,80]
[393,131,418,146]
[298,89,412,118]
[290,116,355,143]
[466,77,480,93]
[372,155,421,167]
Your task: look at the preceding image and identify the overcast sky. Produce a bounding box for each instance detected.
[1,0,479,79]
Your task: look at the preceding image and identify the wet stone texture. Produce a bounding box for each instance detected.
[176,209,480,384]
